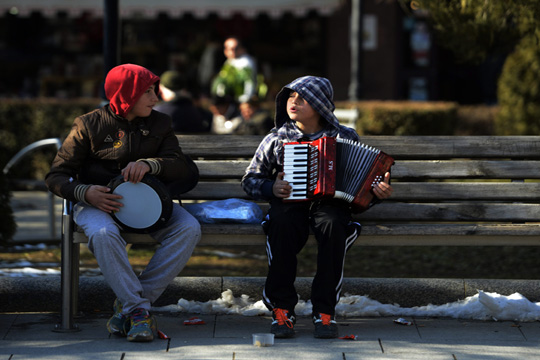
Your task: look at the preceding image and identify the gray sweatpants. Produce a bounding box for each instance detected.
[74,202,201,314]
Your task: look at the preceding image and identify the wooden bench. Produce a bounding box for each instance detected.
[56,134,540,331]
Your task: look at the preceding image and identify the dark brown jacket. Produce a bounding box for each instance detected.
[45,105,198,203]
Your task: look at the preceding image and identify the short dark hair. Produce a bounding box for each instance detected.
[224,36,246,50]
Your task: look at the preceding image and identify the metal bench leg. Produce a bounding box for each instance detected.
[53,200,80,332]
[47,191,56,240]
[72,241,80,315]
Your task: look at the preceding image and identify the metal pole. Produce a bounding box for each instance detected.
[53,200,80,332]
[348,0,363,101]
[102,0,120,99]
[48,192,56,239]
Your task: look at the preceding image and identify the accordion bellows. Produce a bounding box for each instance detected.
[283,137,394,212]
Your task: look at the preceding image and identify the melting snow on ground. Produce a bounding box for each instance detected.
[153,289,540,322]
[3,257,540,322]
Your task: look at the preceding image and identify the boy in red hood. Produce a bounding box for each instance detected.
[46,64,201,342]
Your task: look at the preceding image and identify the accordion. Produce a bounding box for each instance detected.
[282,136,394,212]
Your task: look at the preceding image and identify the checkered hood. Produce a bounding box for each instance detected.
[274,76,340,130]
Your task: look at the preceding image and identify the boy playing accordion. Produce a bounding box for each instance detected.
[241,76,392,339]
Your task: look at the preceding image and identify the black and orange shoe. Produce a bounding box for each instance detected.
[313,313,338,339]
[270,308,296,338]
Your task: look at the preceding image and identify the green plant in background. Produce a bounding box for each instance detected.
[456,105,498,135]
[0,99,99,243]
[344,101,458,135]
[410,0,523,64]
[409,0,540,135]
[0,99,100,180]
[496,36,540,135]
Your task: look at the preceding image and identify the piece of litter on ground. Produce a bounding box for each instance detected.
[184,317,206,325]
[339,334,358,340]
[158,330,169,339]
[393,317,413,326]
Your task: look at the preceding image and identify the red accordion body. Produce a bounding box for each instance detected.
[282,136,394,212]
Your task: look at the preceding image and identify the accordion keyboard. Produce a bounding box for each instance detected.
[283,143,318,200]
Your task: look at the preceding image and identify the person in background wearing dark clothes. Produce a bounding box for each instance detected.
[155,70,212,133]
[209,95,243,134]
[235,96,274,135]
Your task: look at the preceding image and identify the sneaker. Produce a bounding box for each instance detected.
[313,313,339,339]
[126,308,157,342]
[271,308,296,338]
[106,298,129,337]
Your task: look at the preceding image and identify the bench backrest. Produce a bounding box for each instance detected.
[178,135,540,225]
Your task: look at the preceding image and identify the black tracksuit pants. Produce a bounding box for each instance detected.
[262,198,361,316]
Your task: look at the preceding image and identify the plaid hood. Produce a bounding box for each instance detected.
[104,64,160,118]
[274,76,340,132]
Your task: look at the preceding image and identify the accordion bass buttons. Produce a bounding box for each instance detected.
[372,175,383,186]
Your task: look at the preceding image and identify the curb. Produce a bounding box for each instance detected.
[2,276,540,313]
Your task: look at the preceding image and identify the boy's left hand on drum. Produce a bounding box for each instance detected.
[122,161,151,183]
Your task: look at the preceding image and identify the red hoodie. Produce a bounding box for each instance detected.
[104,64,160,118]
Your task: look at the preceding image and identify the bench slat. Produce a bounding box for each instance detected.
[363,136,540,159]
[179,135,262,158]
[181,181,540,202]
[195,160,249,178]
[391,182,540,201]
[178,135,540,159]
[196,160,540,179]
[393,160,540,179]
[17,159,540,192]
[72,223,540,246]
[181,199,540,222]
[181,183,248,200]
[359,202,540,222]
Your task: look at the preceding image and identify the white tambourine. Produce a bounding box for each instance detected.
[108,174,173,233]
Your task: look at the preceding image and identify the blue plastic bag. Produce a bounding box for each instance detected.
[184,198,263,224]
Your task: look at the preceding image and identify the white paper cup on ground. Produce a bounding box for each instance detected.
[252,333,274,347]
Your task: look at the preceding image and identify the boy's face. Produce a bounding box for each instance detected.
[127,84,159,121]
[287,91,320,126]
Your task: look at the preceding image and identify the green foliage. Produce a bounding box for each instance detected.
[456,105,498,135]
[413,0,535,63]
[0,99,99,243]
[495,37,540,135]
[337,101,458,135]
[406,0,540,133]
[0,99,100,179]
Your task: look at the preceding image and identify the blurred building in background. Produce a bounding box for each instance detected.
[0,0,502,104]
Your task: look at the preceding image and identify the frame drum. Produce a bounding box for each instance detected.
[107,174,173,233]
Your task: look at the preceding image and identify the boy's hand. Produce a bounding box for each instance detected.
[85,185,123,213]
[121,161,150,183]
[373,172,393,200]
[273,172,292,198]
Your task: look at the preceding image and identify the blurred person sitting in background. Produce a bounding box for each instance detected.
[155,70,212,133]
[235,96,274,135]
[209,95,243,134]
